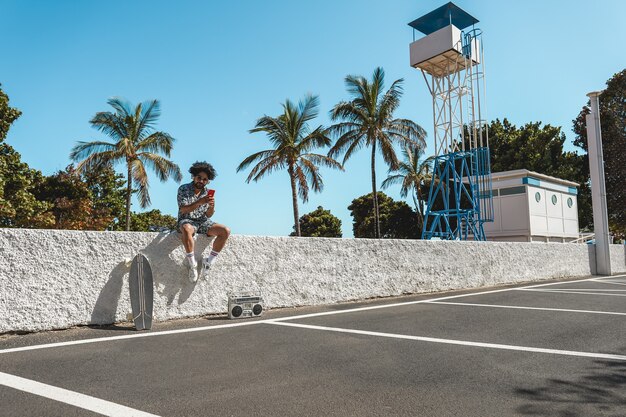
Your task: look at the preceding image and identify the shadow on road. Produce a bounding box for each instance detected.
[515,352,626,416]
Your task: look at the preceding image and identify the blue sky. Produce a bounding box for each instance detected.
[2,0,625,237]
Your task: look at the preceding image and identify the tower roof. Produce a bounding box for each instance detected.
[408,2,479,35]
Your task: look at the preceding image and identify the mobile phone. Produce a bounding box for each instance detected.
[208,189,215,198]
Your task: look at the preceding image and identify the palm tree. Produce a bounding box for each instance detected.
[70,97,182,231]
[381,145,434,230]
[329,67,426,238]
[237,94,342,236]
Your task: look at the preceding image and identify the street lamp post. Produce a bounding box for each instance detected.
[585,91,611,276]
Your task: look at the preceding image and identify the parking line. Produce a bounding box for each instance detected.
[424,301,626,316]
[0,371,160,417]
[269,276,602,323]
[531,288,626,292]
[267,321,626,361]
[516,289,626,297]
[590,279,626,287]
[0,275,615,355]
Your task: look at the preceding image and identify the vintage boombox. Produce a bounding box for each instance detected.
[228,293,264,319]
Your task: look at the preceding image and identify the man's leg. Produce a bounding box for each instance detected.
[181,223,199,283]
[181,223,196,253]
[207,223,231,252]
[202,224,231,275]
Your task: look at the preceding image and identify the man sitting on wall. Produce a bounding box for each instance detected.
[177,161,231,283]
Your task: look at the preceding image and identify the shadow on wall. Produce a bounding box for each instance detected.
[514,350,626,416]
[90,260,130,325]
[142,230,212,306]
[90,230,213,325]
[588,244,596,275]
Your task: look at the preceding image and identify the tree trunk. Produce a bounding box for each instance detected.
[415,189,424,233]
[289,165,301,237]
[125,163,132,231]
[371,142,380,238]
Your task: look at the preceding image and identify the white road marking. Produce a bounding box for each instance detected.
[0,371,160,417]
[531,288,626,292]
[0,320,269,355]
[590,279,626,286]
[516,289,626,297]
[0,275,619,355]
[269,277,600,323]
[424,301,626,316]
[267,321,626,361]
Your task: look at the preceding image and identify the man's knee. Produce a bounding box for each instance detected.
[181,223,195,235]
[210,224,230,238]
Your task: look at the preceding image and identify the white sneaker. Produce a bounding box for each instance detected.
[185,256,198,283]
[202,258,215,279]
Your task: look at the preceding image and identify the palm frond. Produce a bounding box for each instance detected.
[137,100,161,139]
[245,154,286,183]
[293,165,310,202]
[250,115,289,148]
[381,174,404,190]
[379,78,403,110]
[236,149,278,172]
[378,135,400,171]
[297,94,320,125]
[300,153,343,171]
[137,153,182,182]
[107,97,133,117]
[70,141,117,161]
[137,132,175,156]
[298,127,331,152]
[330,101,368,123]
[130,159,151,208]
[89,112,128,140]
[299,158,323,193]
[73,150,121,174]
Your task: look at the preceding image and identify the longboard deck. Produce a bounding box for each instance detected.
[129,253,154,330]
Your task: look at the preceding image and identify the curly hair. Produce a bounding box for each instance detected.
[189,161,217,180]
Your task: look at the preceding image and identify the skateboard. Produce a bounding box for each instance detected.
[129,253,154,330]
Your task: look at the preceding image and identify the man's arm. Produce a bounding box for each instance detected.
[179,195,211,214]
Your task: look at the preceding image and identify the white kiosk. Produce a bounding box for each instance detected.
[483,169,579,242]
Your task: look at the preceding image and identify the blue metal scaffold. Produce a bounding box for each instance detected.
[408,2,494,240]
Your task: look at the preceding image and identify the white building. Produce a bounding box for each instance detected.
[484,169,579,242]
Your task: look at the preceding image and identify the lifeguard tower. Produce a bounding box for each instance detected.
[409,2,493,240]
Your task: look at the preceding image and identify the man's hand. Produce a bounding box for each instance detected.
[205,195,215,217]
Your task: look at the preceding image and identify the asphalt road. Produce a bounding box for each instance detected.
[1,274,625,416]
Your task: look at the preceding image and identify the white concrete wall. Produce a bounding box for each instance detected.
[1,228,624,333]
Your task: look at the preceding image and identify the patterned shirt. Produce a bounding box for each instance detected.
[177,182,210,223]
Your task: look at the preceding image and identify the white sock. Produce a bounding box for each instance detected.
[186,252,196,265]
[204,250,219,265]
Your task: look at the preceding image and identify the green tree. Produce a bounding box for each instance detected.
[381,145,434,230]
[0,84,21,141]
[290,206,342,237]
[34,164,126,230]
[238,94,342,236]
[83,163,126,230]
[70,97,182,231]
[121,209,177,232]
[329,67,426,238]
[348,192,421,239]
[34,166,93,230]
[572,69,626,239]
[486,118,592,230]
[0,85,53,228]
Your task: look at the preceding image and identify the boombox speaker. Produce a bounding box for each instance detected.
[228,294,264,319]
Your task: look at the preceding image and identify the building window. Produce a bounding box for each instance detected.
[535,192,541,202]
[551,195,558,205]
[499,186,526,196]
[567,197,573,208]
